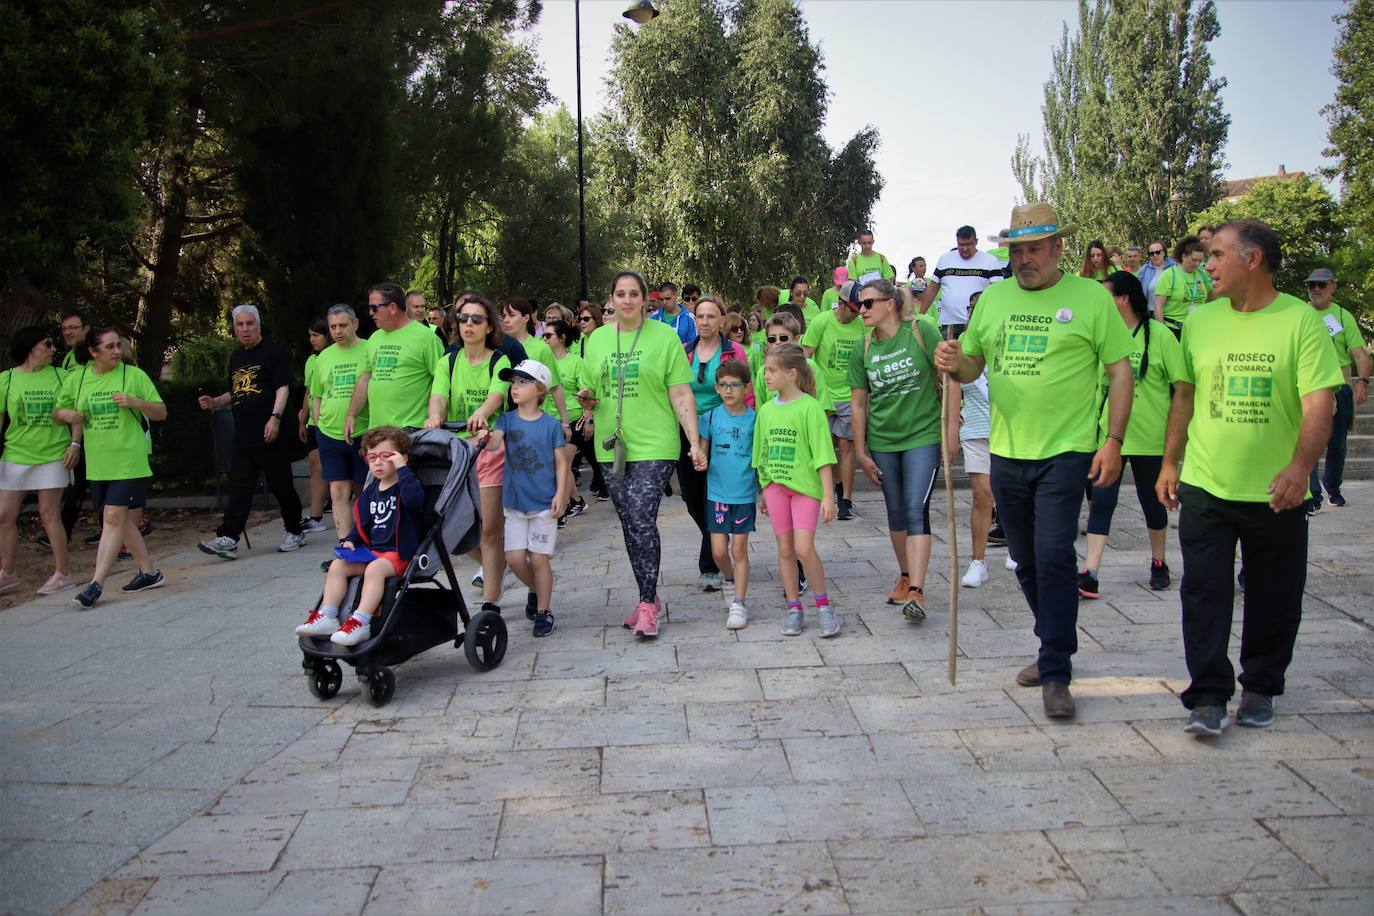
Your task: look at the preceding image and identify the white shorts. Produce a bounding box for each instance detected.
[503,507,558,555]
[828,400,853,439]
[961,438,990,475]
[0,459,71,492]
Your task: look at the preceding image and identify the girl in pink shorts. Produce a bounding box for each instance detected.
[752,345,839,638]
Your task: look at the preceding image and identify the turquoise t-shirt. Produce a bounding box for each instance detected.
[701,404,757,504]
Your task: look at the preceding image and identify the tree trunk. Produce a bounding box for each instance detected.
[135,113,194,379]
[0,282,52,369]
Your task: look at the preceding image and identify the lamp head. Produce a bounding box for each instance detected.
[623,0,659,24]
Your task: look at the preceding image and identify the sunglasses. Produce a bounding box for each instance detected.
[364,450,397,462]
[543,331,558,340]
[766,334,791,344]
[602,308,615,316]
[578,315,594,322]
[1307,281,1330,289]
[1148,249,1164,256]
[683,295,698,302]
[857,297,891,311]
[456,314,487,325]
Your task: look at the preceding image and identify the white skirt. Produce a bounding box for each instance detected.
[0,459,72,492]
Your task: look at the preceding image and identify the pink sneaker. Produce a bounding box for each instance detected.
[634,599,660,637]
[0,571,20,594]
[37,572,77,596]
[623,604,641,629]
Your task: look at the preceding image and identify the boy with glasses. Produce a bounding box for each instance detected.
[699,360,758,628]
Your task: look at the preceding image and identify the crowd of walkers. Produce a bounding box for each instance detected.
[2,207,1368,737]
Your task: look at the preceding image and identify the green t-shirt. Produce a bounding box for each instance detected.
[1154,265,1211,325]
[801,309,865,404]
[1314,303,1365,376]
[1096,319,1185,456]
[61,351,79,372]
[514,334,564,391]
[365,320,444,429]
[0,366,70,465]
[847,321,943,452]
[302,353,319,428]
[820,287,840,312]
[1179,294,1344,502]
[962,272,1135,460]
[754,355,829,411]
[776,292,820,325]
[846,251,895,282]
[752,394,837,500]
[582,319,693,462]
[57,364,163,480]
[550,352,584,421]
[310,340,371,440]
[431,349,511,436]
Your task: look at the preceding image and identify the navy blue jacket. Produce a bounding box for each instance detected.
[347,465,426,560]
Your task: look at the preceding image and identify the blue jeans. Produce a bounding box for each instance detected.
[870,444,941,534]
[990,452,1092,685]
[1309,384,1354,504]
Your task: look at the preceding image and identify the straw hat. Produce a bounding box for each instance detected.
[990,202,1078,246]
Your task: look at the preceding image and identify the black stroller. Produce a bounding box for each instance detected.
[298,428,507,706]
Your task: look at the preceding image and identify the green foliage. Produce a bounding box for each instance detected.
[1018,0,1228,257]
[1193,175,1343,297]
[169,335,238,387]
[1325,0,1374,241]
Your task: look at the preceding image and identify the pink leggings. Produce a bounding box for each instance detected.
[763,483,821,536]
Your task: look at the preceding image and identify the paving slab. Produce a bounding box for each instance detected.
[497,790,710,856]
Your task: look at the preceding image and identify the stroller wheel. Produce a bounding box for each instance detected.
[464,609,508,671]
[308,659,343,700]
[367,667,395,707]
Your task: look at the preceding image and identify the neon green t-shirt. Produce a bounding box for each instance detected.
[57,364,163,480]
[1153,265,1211,325]
[302,353,318,428]
[962,272,1135,460]
[846,251,895,282]
[582,319,693,463]
[776,292,820,325]
[1314,303,1364,376]
[0,366,70,465]
[800,309,865,404]
[847,321,943,452]
[61,351,79,372]
[310,340,371,440]
[365,320,444,429]
[1096,319,1185,455]
[752,393,837,501]
[820,287,840,312]
[754,355,829,411]
[430,349,511,436]
[550,352,584,421]
[1179,294,1344,502]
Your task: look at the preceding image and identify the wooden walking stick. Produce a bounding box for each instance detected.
[940,324,959,685]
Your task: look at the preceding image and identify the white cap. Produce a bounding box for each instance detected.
[498,359,553,389]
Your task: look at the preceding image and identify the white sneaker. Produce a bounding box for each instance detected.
[961,559,989,588]
[726,600,748,630]
[301,517,330,533]
[295,608,339,636]
[1005,555,1019,571]
[278,531,306,552]
[329,614,371,646]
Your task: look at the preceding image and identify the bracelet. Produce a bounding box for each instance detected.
[1106,433,1124,445]
[269,413,282,420]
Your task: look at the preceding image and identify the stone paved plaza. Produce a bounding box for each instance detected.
[1,477,1372,914]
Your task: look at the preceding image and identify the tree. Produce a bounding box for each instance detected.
[1017,0,1228,256]
[1192,175,1343,297]
[0,0,180,347]
[1324,0,1374,319]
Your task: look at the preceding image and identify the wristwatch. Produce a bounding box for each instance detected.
[270,412,283,419]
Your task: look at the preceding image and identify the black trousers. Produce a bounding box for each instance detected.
[217,444,302,540]
[573,423,606,495]
[60,454,89,537]
[676,429,718,576]
[1177,482,1307,709]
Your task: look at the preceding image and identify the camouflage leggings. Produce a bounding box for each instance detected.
[601,460,676,604]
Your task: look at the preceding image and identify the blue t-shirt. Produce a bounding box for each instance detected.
[701,404,757,504]
[496,411,566,512]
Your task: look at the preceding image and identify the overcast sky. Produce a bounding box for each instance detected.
[524,0,1344,274]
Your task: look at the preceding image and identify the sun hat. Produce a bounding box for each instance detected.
[990,201,1078,246]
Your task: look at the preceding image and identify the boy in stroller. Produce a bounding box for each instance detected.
[295,426,425,645]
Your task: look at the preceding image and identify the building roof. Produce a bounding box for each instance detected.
[1225,164,1305,202]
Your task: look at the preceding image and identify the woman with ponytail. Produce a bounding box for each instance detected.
[1078,270,1185,599]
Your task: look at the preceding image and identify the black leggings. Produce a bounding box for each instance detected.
[1086,454,1167,535]
[602,460,676,603]
[676,429,718,575]
[573,425,606,494]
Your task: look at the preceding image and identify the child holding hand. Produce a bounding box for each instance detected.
[699,359,757,629]
[296,426,425,646]
[753,344,838,638]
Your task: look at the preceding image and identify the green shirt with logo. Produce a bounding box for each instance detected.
[310,340,371,440]
[0,366,70,465]
[549,352,584,422]
[752,393,837,501]
[57,365,163,480]
[846,251,895,282]
[365,320,444,429]
[302,354,319,428]
[776,292,820,325]
[1096,319,1185,455]
[431,349,511,436]
[1154,265,1212,325]
[801,309,865,405]
[1179,294,1343,502]
[1314,302,1365,377]
[847,321,943,452]
[962,272,1135,460]
[582,319,693,463]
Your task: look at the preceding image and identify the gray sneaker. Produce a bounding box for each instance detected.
[1184,705,1231,737]
[197,536,238,560]
[701,572,723,592]
[1236,691,1274,728]
[817,605,840,638]
[781,608,804,636]
[277,532,306,553]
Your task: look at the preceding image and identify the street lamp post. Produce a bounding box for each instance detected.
[573,0,659,302]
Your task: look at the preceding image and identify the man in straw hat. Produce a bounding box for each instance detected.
[1156,220,1343,736]
[935,202,1136,719]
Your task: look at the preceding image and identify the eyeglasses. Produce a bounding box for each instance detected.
[60,324,84,334]
[857,297,892,311]
[456,314,487,325]
[1307,281,1330,289]
[766,334,791,344]
[364,450,397,462]
[1148,249,1164,256]
[717,381,745,390]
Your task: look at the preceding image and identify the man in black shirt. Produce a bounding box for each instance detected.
[196,304,305,559]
